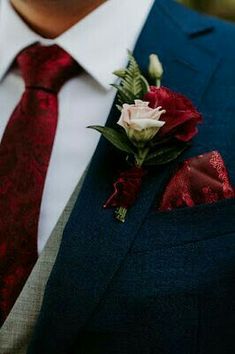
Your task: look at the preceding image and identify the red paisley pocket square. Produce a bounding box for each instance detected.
[159,151,234,212]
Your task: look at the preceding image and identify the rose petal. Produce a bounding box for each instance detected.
[144,86,202,142]
[130,118,165,131]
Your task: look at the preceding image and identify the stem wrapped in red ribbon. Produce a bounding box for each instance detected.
[104,167,146,222]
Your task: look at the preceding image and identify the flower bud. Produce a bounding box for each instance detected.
[149,54,163,81]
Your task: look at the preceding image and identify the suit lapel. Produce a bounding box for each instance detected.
[28,1,220,352]
[133,0,220,107]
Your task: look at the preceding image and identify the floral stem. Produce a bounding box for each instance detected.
[135,147,150,167]
[156,79,161,88]
[115,207,128,223]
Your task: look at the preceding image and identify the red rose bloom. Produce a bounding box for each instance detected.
[143,86,202,142]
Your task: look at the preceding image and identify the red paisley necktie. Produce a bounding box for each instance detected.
[0,44,79,325]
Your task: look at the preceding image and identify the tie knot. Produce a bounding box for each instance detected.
[17,44,79,93]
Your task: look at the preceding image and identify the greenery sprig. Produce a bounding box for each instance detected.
[112,51,149,108]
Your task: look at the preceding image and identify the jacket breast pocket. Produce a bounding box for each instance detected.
[131,198,235,253]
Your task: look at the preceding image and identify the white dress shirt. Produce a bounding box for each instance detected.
[0,0,154,253]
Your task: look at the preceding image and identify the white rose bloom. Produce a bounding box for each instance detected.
[117,100,166,146]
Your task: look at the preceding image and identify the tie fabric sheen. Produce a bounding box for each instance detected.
[0,44,79,325]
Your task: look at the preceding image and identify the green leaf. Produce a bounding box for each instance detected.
[113,69,127,78]
[144,144,189,166]
[113,51,150,106]
[149,136,172,148]
[139,75,150,94]
[111,84,134,102]
[88,125,135,154]
[116,104,123,112]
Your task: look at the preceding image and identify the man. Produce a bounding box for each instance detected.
[0,0,235,353]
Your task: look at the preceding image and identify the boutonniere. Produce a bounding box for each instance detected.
[88,52,202,222]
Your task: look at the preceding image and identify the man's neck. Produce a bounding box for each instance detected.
[10,0,107,39]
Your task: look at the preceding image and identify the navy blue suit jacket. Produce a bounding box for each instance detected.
[28,1,235,353]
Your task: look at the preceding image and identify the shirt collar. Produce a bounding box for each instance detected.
[0,0,154,90]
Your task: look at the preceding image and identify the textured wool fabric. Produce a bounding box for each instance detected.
[0,44,79,324]
[0,172,86,354]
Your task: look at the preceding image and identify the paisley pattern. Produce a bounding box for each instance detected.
[159,151,234,212]
[0,44,79,325]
